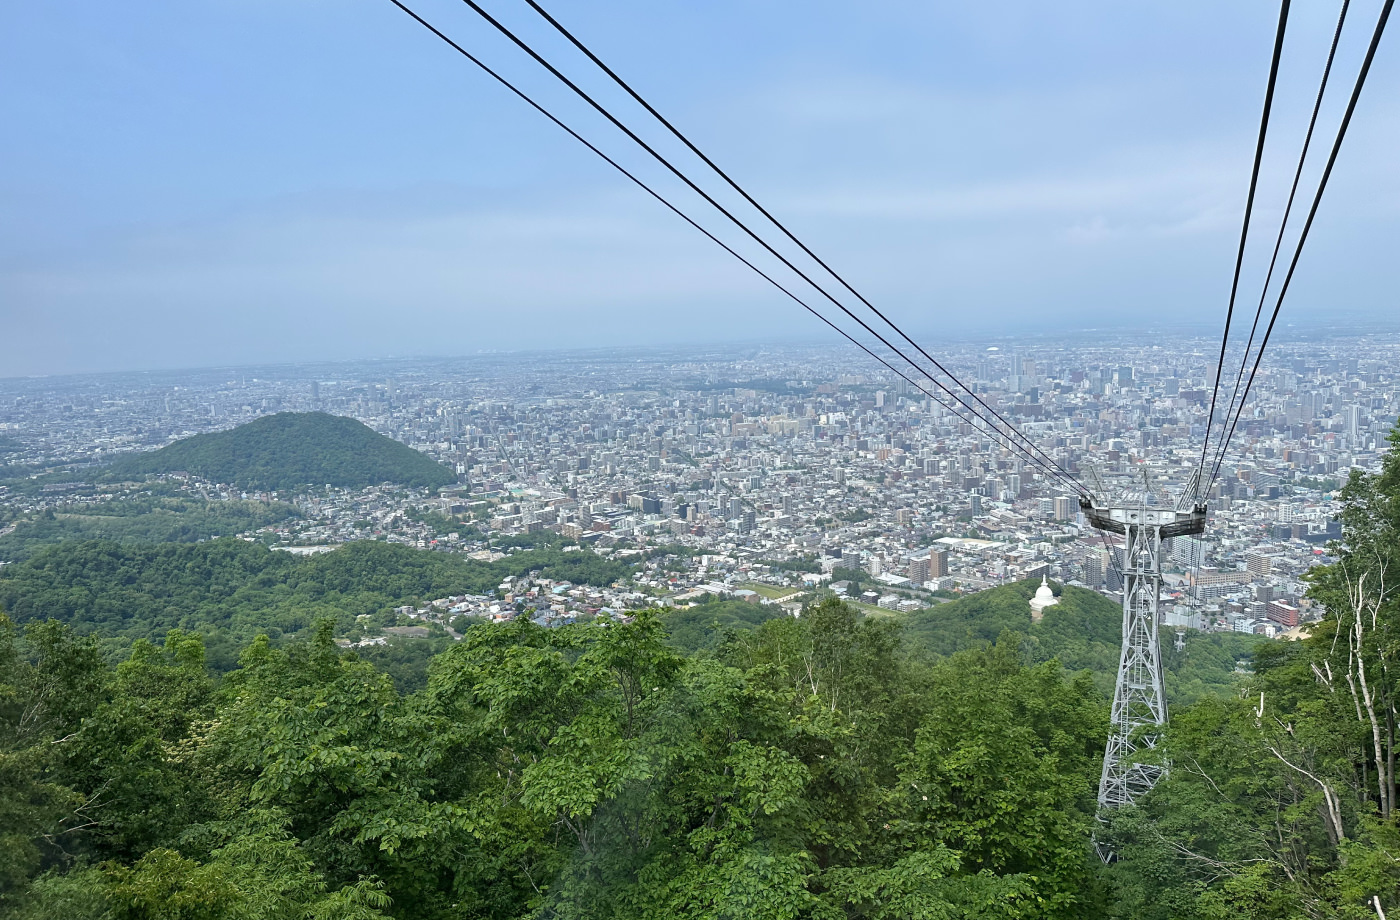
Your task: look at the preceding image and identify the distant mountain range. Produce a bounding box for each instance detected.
[105,411,456,491]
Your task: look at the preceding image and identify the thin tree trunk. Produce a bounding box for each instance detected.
[1268,745,1347,846]
[1353,607,1391,817]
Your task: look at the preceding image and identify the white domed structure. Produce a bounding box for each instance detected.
[1030,575,1059,623]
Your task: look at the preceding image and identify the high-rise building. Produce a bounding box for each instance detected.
[1083,552,1104,587]
[929,549,949,578]
[907,558,930,584]
[1053,496,1076,520]
[1172,537,1206,569]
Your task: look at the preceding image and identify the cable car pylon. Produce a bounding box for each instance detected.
[1082,470,1206,861]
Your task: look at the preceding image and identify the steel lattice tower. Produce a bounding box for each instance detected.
[1081,491,1205,858]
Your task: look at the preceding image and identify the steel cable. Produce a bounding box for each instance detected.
[1209,0,1393,488]
[515,0,1075,493]
[381,0,1088,494]
[452,0,1086,493]
[1198,0,1292,492]
[1207,0,1352,484]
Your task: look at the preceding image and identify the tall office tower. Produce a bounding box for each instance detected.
[1008,474,1022,498]
[929,549,949,578]
[728,497,743,519]
[1054,496,1076,520]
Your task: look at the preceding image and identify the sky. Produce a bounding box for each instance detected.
[2,0,1398,377]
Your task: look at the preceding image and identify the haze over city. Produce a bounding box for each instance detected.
[4,0,1398,377]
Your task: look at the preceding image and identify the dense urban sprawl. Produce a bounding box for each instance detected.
[3,333,1396,637]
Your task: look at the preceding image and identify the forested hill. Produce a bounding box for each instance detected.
[904,579,1262,705]
[103,412,456,490]
[0,538,632,669]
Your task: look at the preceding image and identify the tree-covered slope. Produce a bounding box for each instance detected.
[660,597,787,652]
[902,578,1262,705]
[2,600,1113,920]
[0,538,633,669]
[0,495,299,563]
[103,412,455,491]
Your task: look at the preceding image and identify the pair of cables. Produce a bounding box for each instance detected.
[1199,0,1393,493]
[383,0,1089,498]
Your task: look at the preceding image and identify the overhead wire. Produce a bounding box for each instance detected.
[1206,0,1352,484]
[1209,0,1393,488]
[450,0,1087,494]
[515,0,1068,494]
[380,0,1087,495]
[1198,0,1293,493]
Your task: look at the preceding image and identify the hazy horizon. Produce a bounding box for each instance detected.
[5,0,1398,377]
[5,323,1399,387]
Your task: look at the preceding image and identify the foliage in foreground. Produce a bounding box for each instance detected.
[1,599,1110,919]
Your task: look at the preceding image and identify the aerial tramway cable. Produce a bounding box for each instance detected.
[381,0,1087,494]
[515,0,1063,493]
[1208,0,1394,488]
[1206,0,1353,485]
[1198,0,1293,492]
[447,0,1087,494]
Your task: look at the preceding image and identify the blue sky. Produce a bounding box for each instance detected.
[2,0,1397,376]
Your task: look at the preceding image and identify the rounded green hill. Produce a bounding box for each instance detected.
[105,412,456,491]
